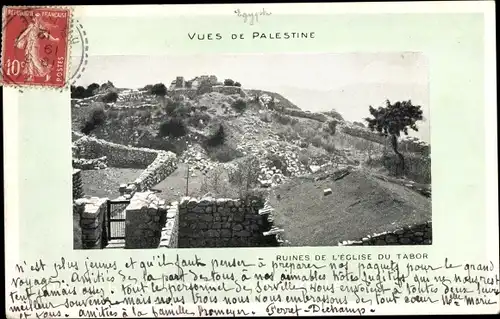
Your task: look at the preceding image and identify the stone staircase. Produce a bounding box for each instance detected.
[105,239,125,249]
[259,201,289,246]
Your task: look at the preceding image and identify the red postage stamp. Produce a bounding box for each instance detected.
[1,7,71,88]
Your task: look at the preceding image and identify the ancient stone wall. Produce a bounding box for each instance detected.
[133,151,178,192]
[338,221,432,246]
[73,197,108,249]
[340,124,430,155]
[124,192,169,249]
[72,156,108,170]
[73,202,83,249]
[177,197,278,248]
[211,85,244,97]
[72,136,158,168]
[159,202,179,248]
[72,135,178,196]
[72,169,84,200]
[169,88,198,99]
[282,108,328,122]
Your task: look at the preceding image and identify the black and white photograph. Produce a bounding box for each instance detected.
[71,53,432,250]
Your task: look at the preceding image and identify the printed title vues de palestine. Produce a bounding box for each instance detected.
[188,32,316,40]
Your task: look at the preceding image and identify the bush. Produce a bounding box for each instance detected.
[207,144,243,163]
[71,85,87,99]
[227,156,261,198]
[81,105,106,135]
[158,117,187,137]
[323,109,344,121]
[101,91,118,103]
[234,82,242,87]
[224,79,235,86]
[200,166,232,198]
[142,84,153,92]
[172,104,191,117]
[231,99,248,113]
[206,124,225,147]
[151,83,167,96]
[187,112,211,128]
[272,112,298,125]
[86,83,100,95]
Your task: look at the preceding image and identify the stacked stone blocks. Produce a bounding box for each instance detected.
[73,197,108,249]
[338,221,432,246]
[125,192,169,249]
[177,197,271,248]
[72,169,84,199]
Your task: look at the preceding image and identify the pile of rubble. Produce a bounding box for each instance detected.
[179,143,235,175]
[72,156,108,170]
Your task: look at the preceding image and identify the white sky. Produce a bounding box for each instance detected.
[73,52,428,90]
[72,52,430,141]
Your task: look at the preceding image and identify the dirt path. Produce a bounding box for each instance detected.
[152,163,205,202]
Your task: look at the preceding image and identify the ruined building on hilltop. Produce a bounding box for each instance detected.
[169,75,218,91]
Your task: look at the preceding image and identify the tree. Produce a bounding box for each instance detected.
[206,124,225,147]
[230,99,247,113]
[86,83,100,95]
[234,82,242,87]
[71,86,86,99]
[224,79,235,86]
[158,118,187,137]
[151,83,167,96]
[364,99,423,175]
[101,91,118,103]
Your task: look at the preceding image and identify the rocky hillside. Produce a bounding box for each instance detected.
[72,77,431,191]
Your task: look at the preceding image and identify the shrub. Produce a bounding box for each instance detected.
[234,82,242,87]
[158,117,187,137]
[86,83,100,95]
[272,112,298,125]
[187,112,211,128]
[71,85,86,99]
[80,105,106,135]
[231,99,248,113]
[227,156,261,199]
[151,83,167,96]
[323,109,345,121]
[142,84,153,92]
[172,104,191,117]
[206,124,225,147]
[200,166,232,198]
[224,79,235,86]
[207,144,243,163]
[101,91,118,103]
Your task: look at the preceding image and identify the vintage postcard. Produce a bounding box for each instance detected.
[3,2,498,317]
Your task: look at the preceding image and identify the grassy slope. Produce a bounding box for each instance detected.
[268,170,431,246]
